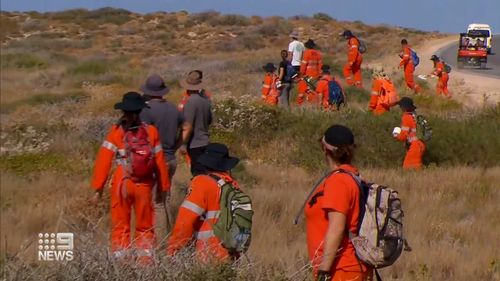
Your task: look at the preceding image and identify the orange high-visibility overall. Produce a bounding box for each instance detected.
[343,37,363,87]
[316,74,344,111]
[91,124,170,263]
[300,49,323,79]
[262,73,279,105]
[369,78,399,115]
[400,46,420,93]
[433,61,451,97]
[167,173,238,262]
[395,112,426,169]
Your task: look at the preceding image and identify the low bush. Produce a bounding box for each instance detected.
[1,91,89,114]
[0,53,47,69]
[212,98,500,170]
[313,13,333,21]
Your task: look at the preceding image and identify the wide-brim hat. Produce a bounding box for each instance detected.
[398,97,416,110]
[289,31,299,38]
[304,39,317,49]
[263,63,276,72]
[141,74,170,97]
[339,30,353,38]
[114,92,147,112]
[430,55,439,61]
[197,143,240,171]
[180,70,205,91]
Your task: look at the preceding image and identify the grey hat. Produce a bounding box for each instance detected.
[289,31,299,38]
[180,70,205,91]
[141,74,170,97]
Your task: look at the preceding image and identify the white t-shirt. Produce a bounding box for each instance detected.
[288,40,305,66]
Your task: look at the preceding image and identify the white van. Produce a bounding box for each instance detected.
[467,23,493,53]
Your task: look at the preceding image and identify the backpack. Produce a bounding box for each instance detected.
[122,125,154,181]
[414,114,433,142]
[410,49,420,67]
[346,172,410,269]
[380,80,399,107]
[326,79,345,107]
[210,174,253,255]
[284,61,298,82]
[444,62,452,73]
[358,38,367,53]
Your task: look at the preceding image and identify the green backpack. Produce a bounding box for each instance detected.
[209,174,253,255]
[415,114,433,142]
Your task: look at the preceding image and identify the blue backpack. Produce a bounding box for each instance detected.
[326,79,345,107]
[284,62,298,82]
[411,49,420,67]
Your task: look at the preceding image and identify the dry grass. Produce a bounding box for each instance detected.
[1,165,499,280]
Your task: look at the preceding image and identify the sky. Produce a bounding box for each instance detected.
[1,0,499,34]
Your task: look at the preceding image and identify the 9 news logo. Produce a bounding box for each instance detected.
[37,233,74,261]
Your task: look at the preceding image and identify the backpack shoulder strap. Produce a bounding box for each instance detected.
[335,169,367,239]
[207,174,227,188]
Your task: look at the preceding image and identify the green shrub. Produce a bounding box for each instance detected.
[1,91,89,114]
[212,98,500,170]
[68,60,110,76]
[313,13,333,21]
[47,7,132,26]
[1,53,47,69]
[0,152,84,176]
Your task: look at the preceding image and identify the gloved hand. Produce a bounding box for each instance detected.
[392,127,401,137]
[316,270,332,281]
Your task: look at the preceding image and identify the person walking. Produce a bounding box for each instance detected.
[316,65,345,111]
[179,70,213,176]
[368,70,399,115]
[90,92,170,265]
[167,143,241,262]
[304,125,372,281]
[278,50,293,108]
[340,30,363,88]
[430,55,451,98]
[392,97,426,169]
[261,63,279,105]
[300,39,323,80]
[139,74,183,242]
[399,39,421,93]
[288,31,305,72]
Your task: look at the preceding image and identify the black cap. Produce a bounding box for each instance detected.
[304,39,317,49]
[430,55,439,61]
[398,97,416,111]
[401,39,408,45]
[263,63,276,72]
[321,64,331,73]
[324,125,355,147]
[340,30,353,38]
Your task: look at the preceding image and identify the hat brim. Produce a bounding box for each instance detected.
[263,65,276,72]
[289,33,299,38]
[140,84,170,97]
[197,154,240,171]
[114,102,146,112]
[398,102,416,110]
[180,79,204,91]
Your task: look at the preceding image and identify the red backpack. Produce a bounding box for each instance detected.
[122,125,154,181]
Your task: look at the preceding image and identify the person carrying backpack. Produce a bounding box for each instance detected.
[304,125,373,281]
[340,30,363,88]
[278,50,295,109]
[369,70,399,115]
[90,92,170,265]
[430,55,451,98]
[399,39,421,94]
[168,143,252,262]
[392,97,426,169]
[316,65,345,111]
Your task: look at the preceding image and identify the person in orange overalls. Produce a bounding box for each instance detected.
[399,39,421,93]
[340,30,363,88]
[296,77,315,106]
[368,70,399,115]
[261,63,279,105]
[393,97,426,169]
[300,39,323,80]
[430,55,451,98]
[305,125,373,281]
[167,143,240,262]
[91,92,170,264]
[316,65,345,111]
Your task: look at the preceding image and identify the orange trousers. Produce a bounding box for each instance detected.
[404,63,420,93]
[332,269,373,281]
[343,56,363,87]
[437,75,450,97]
[403,140,426,169]
[111,179,154,263]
